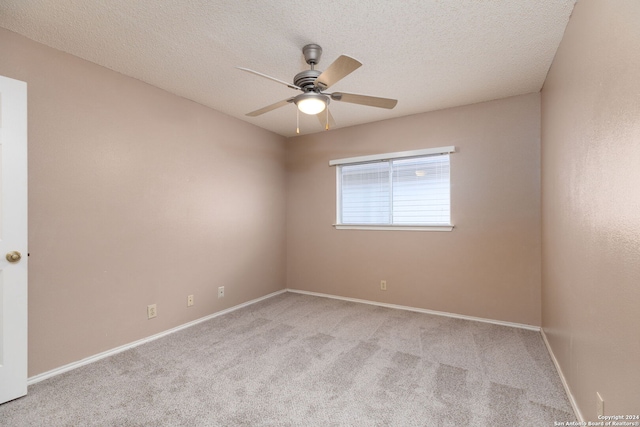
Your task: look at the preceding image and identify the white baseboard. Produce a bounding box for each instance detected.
[27,289,288,386]
[540,329,584,422]
[286,288,541,331]
[28,287,542,386]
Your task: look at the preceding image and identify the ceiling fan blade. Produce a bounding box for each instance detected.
[330,92,398,109]
[246,98,293,117]
[314,55,362,90]
[236,67,301,90]
[316,109,337,130]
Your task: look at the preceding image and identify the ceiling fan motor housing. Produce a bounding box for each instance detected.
[294,69,322,91]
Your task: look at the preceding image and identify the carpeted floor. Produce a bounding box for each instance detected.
[0,292,576,426]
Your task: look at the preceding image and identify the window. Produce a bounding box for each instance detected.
[330,146,454,231]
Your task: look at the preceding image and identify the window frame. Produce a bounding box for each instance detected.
[330,146,455,232]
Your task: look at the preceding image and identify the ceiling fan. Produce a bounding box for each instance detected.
[237,44,398,133]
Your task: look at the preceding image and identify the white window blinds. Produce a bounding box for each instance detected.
[340,162,390,224]
[391,155,450,225]
[337,151,451,226]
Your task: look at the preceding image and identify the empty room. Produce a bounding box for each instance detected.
[0,0,638,425]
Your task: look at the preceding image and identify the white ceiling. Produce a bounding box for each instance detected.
[0,0,575,137]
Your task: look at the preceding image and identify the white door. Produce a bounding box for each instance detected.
[0,75,28,404]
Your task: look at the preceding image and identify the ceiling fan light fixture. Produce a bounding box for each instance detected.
[294,93,327,115]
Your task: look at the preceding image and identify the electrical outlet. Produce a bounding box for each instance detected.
[147,304,157,319]
[218,286,225,298]
[597,392,604,417]
[381,280,387,291]
[187,295,194,307]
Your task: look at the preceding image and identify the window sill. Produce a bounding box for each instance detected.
[333,224,454,232]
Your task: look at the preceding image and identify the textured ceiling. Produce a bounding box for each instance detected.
[0,0,575,137]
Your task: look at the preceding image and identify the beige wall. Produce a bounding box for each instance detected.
[541,0,640,419]
[0,28,287,376]
[286,94,542,326]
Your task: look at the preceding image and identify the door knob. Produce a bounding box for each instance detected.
[6,251,21,263]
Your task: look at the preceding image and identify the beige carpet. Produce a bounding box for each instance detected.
[0,292,576,426]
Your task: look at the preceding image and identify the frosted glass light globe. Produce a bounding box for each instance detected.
[295,94,327,115]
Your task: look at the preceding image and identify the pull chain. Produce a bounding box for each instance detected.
[296,108,300,134]
[325,105,329,130]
